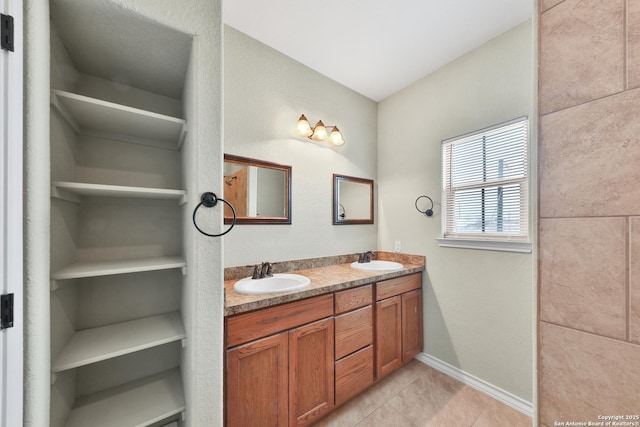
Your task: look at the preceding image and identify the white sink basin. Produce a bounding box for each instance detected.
[233,273,311,295]
[350,260,403,271]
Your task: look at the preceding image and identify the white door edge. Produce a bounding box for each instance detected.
[0,0,23,426]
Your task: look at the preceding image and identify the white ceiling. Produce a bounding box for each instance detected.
[224,0,532,101]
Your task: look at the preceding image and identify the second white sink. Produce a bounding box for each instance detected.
[350,260,403,271]
[233,273,311,295]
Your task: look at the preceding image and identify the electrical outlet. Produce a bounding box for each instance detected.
[394,240,402,252]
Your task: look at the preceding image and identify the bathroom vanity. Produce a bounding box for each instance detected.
[223,254,424,427]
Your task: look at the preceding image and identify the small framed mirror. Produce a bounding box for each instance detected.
[333,174,374,225]
[224,154,292,224]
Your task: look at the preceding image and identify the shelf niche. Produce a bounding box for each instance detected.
[64,368,185,427]
[52,311,186,373]
[51,90,187,151]
[52,181,187,205]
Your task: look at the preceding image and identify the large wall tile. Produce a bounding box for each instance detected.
[540,0,624,114]
[631,217,640,343]
[540,88,640,217]
[540,218,626,339]
[540,323,640,424]
[628,0,640,88]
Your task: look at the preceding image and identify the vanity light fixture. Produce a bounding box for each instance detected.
[295,114,345,146]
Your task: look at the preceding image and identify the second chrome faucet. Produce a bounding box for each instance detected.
[357,251,376,263]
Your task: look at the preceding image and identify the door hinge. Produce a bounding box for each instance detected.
[1,293,14,329]
[1,14,14,52]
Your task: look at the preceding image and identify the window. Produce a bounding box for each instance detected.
[439,117,530,252]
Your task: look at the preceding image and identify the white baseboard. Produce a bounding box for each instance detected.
[415,352,533,417]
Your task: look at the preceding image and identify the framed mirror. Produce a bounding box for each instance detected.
[333,174,374,225]
[223,154,292,224]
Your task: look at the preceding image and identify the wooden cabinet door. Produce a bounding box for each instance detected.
[289,318,335,426]
[226,333,288,427]
[402,289,423,362]
[376,296,402,378]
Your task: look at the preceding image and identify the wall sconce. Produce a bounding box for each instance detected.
[295,114,345,146]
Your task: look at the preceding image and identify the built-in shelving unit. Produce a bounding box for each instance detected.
[52,312,185,372]
[64,368,185,427]
[49,11,191,425]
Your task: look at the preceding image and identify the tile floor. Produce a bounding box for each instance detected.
[313,359,532,427]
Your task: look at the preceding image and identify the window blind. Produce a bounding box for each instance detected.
[442,118,528,240]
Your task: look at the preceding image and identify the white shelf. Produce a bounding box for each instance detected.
[52,181,187,204]
[51,90,187,149]
[51,256,186,281]
[53,312,185,373]
[64,368,185,427]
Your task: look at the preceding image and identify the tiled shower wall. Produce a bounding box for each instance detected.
[539,1,640,425]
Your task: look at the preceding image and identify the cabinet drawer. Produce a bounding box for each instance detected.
[226,294,334,348]
[335,306,373,360]
[376,273,421,301]
[335,346,374,406]
[334,285,372,314]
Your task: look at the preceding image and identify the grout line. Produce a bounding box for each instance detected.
[539,87,630,118]
[539,214,631,220]
[383,404,419,427]
[627,216,631,342]
[540,0,567,15]
[349,371,411,423]
[469,404,487,427]
[349,365,423,427]
[370,379,417,419]
[540,320,637,345]
[624,0,628,90]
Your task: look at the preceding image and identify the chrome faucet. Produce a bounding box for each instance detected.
[252,262,273,279]
[261,262,273,278]
[358,251,376,263]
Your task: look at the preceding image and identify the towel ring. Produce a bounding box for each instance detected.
[192,192,237,237]
[415,195,434,217]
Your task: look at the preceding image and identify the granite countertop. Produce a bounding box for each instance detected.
[224,252,425,316]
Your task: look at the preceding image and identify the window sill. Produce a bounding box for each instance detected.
[435,238,532,253]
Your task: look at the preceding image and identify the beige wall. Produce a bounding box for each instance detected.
[378,21,535,402]
[223,26,378,267]
[538,1,640,424]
